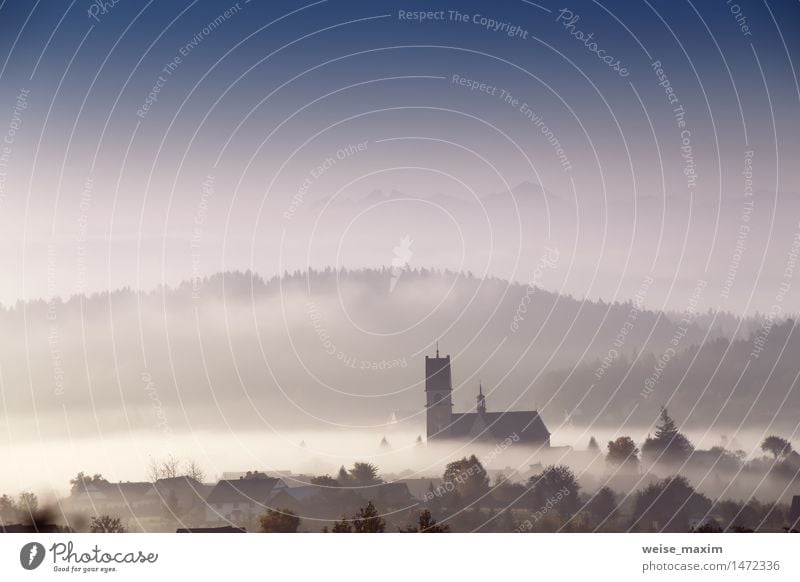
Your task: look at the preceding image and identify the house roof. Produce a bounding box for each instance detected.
[109,482,154,501]
[153,476,203,488]
[206,477,285,505]
[342,482,415,506]
[374,482,414,505]
[144,476,213,503]
[268,485,327,504]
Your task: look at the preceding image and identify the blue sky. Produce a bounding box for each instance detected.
[0,0,798,310]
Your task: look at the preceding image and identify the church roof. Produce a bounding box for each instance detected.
[450,410,549,443]
[422,346,550,445]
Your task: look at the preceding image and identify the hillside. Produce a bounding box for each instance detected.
[0,269,793,438]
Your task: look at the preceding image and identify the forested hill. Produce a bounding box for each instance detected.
[0,269,792,434]
[537,318,797,431]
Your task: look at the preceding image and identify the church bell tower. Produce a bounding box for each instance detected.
[425,343,453,440]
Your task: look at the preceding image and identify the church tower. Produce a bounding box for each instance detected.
[425,343,453,440]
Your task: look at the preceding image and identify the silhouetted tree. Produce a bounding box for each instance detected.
[692,520,723,533]
[587,436,600,452]
[241,470,269,480]
[17,492,38,519]
[327,501,386,533]
[259,508,300,533]
[352,501,385,532]
[585,486,617,524]
[401,509,450,532]
[310,474,339,487]
[349,462,382,486]
[183,460,206,482]
[711,499,763,531]
[631,475,711,532]
[697,446,745,472]
[90,515,126,533]
[331,516,353,532]
[444,507,490,532]
[0,494,17,524]
[642,408,694,463]
[148,454,180,481]
[442,455,490,507]
[491,473,526,507]
[607,436,639,468]
[337,465,351,485]
[754,500,788,531]
[492,508,518,532]
[761,436,792,459]
[69,473,109,496]
[379,436,391,450]
[526,465,580,517]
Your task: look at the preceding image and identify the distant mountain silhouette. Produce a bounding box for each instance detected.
[286,182,800,315]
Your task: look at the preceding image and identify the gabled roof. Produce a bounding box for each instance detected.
[206,477,285,505]
[145,476,213,502]
[374,482,414,505]
[153,476,203,488]
[340,482,415,506]
[109,482,154,501]
[268,485,327,504]
[450,410,549,442]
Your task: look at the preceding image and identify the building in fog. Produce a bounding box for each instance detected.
[790,496,800,531]
[425,347,550,446]
[205,472,287,526]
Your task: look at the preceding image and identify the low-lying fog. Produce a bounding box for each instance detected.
[2,426,791,502]
[1,270,796,505]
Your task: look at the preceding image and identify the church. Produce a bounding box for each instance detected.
[425,347,550,446]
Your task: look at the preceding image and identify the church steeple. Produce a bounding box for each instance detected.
[425,344,452,439]
[477,381,486,415]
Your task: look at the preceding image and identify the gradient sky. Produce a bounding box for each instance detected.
[1,0,800,495]
[0,0,798,312]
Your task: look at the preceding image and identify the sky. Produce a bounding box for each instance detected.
[0,0,799,311]
[1,0,800,492]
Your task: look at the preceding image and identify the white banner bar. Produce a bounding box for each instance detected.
[0,533,797,581]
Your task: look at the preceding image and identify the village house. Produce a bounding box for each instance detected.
[205,472,287,526]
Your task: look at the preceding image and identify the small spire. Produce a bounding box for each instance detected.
[435,341,439,358]
[477,380,486,414]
